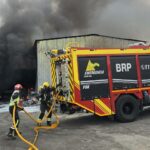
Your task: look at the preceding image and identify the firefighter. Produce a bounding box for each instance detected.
[38,85,43,99]
[38,82,55,126]
[7,84,24,137]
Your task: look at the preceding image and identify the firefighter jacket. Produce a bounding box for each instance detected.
[9,90,22,107]
[40,87,55,105]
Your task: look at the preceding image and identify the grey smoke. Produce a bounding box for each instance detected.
[0,0,112,92]
[0,0,149,92]
[90,0,150,40]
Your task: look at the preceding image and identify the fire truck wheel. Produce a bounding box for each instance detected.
[115,95,139,122]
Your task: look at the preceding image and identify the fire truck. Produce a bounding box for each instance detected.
[50,46,150,122]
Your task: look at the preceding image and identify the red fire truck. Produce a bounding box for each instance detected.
[50,46,150,122]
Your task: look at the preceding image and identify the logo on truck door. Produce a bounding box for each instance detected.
[84,60,104,78]
[86,60,100,71]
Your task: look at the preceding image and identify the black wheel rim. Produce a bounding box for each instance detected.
[123,103,134,115]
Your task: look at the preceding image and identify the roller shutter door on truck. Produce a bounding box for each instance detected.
[110,56,138,90]
[139,55,150,87]
[78,56,109,100]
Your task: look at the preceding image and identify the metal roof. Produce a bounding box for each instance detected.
[34,34,146,44]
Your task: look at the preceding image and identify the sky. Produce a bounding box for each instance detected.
[89,0,150,41]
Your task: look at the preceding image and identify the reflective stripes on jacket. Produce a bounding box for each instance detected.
[9,90,20,106]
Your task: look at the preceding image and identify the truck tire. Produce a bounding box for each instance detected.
[115,95,139,122]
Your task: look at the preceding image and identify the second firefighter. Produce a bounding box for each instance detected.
[38,82,55,126]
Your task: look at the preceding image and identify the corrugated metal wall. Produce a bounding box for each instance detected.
[36,35,143,88]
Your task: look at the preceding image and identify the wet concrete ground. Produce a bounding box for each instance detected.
[1,109,150,150]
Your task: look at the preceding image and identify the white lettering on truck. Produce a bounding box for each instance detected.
[83,85,89,89]
[141,64,150,70]
[116,63,132,72]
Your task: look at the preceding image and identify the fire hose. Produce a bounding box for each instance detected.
[12,92,60,150]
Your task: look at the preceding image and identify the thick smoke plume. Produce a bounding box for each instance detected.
[0,0,111,92]
[0,0,150,92]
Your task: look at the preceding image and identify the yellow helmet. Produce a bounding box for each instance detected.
[43,82,49,87]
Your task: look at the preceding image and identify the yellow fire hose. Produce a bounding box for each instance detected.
[13,105,38,150]
[12,93,60,150]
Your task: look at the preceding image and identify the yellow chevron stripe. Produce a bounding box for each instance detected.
[51,68,55,80]
[53,54,70,61]
[75,82,80,90]
[95,99,113,115]
[69,86,73,92]
[70,95,73,101]
[95,99,111,114]
[68,72,72,78]
[95,101,109,115]
[69,80,73,87]
[51,62,56,87]
[69,86,73,101]
[70,85,73,92]
[52,67,55,76]
[51,73,54,83]
[69,77,73,84]
[51,69,54,78]
[67,57,74,102]
[52,74,54,81]
[51,64,54,73]
[58,97,65,102]
[68,68,72,74]
[52,76,56,86]
[68,65,72,70]
[68,74,72,80]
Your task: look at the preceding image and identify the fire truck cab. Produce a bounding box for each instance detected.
[50,46,150,122]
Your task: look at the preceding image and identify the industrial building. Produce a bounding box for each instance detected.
[34,34,145,88]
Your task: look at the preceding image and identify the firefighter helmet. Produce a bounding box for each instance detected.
[43,82,49,88]
[14,84,23,90]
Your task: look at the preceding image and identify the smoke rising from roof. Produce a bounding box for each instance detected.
[0,0,112,92]
[0,0,149,92]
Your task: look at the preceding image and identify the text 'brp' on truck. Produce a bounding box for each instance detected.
[49,43,150,122]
